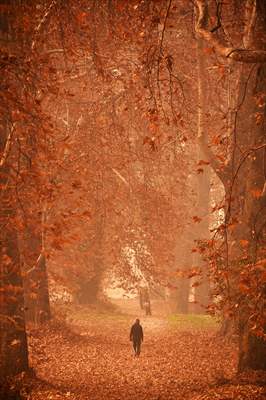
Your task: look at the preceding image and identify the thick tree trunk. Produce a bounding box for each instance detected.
[0,225,29,379]
[176,278,190,314]
[234,63,266,371]
[23,253,51,324]
[193,161,211,314]
[76,274,102,304]
[21,211,51,325]
[196,1,266,369]
[0,2,29,379]
[169,231,192,314]
[194,38,211,314]
[76,211,104,304]
[245,331,266,370]
[175,236,193,314]
[238,322,266,371]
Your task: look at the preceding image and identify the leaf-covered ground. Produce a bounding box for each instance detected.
[10,302,266,400]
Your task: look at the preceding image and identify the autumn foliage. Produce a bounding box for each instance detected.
[1,0,266,397]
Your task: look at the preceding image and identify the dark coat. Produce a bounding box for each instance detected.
[130,322,143,342]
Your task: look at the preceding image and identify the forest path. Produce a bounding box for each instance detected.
[26,301,248,400]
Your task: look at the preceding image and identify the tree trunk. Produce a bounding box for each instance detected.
[234,63,266,371]
[76,274,102,304]
[193,37,211,314]
[0,1,29,379]
[192,161,211,314]
[195,1,266,370]
[76,210,104,304]
[245,330,266,370]
[23,253,51,325]
[176,278,190,314]
[174,235,193,314]
[21,210,51,325]
[0,209,28,378]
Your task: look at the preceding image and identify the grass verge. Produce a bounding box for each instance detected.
[168,313,219,330]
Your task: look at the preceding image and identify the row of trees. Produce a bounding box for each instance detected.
[0,0,54,377]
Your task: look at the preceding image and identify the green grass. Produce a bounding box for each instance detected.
[52,303,220,332]
[73,309,129,322]
[53,303,131,326]
[168,313,219,330]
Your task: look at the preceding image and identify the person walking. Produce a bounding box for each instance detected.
[144,299,152,316]
[130,318,143,356]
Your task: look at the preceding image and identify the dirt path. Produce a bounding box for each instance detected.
[25,308,245,400]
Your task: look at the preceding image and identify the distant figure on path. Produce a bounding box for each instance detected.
[130,318,143,356]
[144,299,152,316]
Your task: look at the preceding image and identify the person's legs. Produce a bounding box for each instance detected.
[133,339,142,356]
[136,340,141,356]
[133,340,137,355]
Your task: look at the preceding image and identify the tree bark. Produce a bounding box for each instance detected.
[193,37,211,314]
[0,146,28,377]
[0,228,29,379]
[0,1,29,379]
[76,274,102,304]
[173,233,193,314]
[76,210,104,304]
[195,0,266,370]
[195,0,266,63]
[176,278,190,314]
[234,63,266,372]
[21,210,51,325]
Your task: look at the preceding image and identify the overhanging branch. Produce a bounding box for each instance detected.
[195,0,266,63]
[0,123,15,167]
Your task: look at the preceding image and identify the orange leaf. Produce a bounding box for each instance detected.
[203,47,214,54]
[240,239,249,248]
[192,216,202,223]
[238,282,250,293]
[143,136,150,145]
[82,211,91,218]
[196,168,204,174]
[197,160,210,166]
[250,188,262,199]
[261,271,266,283]
[255,112,263,125]
[2,254,12,266]
[192,281,201,287]
[76,11,89,24]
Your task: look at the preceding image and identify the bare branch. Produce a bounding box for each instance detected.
[111,168,130,187]
[0,123,14,167]
[197,38,227,183]
[46,48,64,54]
[25,253,45,276]
[243,0,257,48]
[32,0,57,50]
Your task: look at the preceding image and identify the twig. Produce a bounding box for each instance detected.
[32,0,57,50]
[0,123,14,167]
